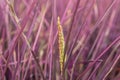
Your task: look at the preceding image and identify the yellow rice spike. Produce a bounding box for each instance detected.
[57,16,65,74]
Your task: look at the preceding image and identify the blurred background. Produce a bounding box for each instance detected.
[0,0,120,80]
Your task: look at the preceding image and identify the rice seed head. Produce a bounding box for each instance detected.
[6,0,20,24]
[57,16,65,74]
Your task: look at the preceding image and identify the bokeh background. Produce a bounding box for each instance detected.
[0,0,120,80]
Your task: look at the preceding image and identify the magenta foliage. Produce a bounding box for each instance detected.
[0,0,120,80]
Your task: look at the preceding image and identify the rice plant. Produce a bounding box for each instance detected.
[0,0,120,80]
